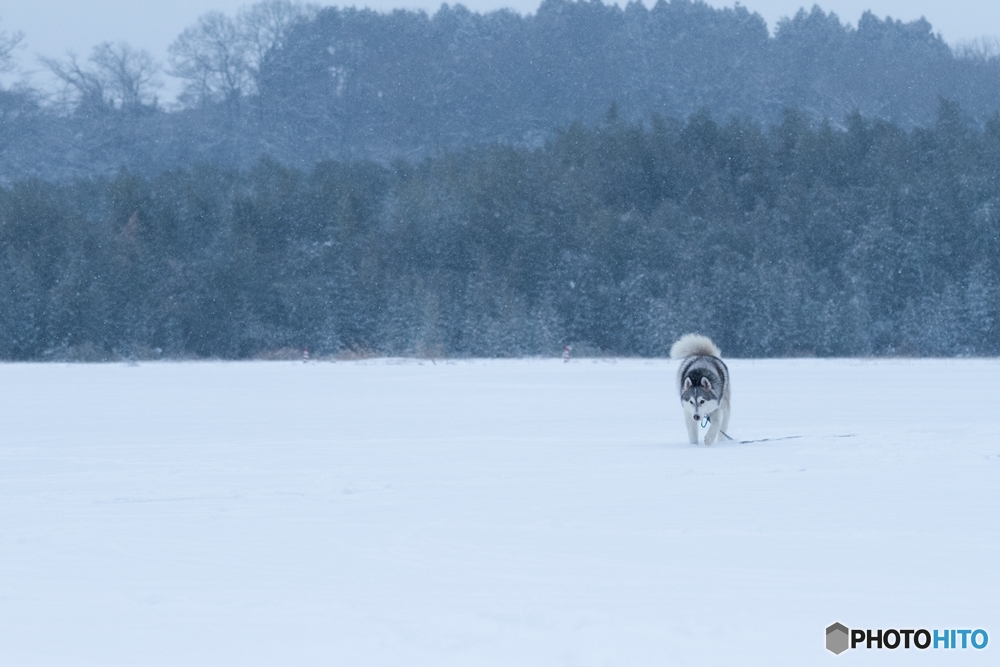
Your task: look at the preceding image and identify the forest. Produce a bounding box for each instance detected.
[1,100,998,359]
[2,1,1000,181]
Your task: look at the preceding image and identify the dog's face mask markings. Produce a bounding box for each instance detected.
[682,376,719,421]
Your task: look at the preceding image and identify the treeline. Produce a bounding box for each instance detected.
[1,102,998,359]
[3,1,1000,181]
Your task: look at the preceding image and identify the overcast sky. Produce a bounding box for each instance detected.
[3,0,999,100]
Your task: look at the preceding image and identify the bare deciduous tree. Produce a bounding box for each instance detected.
[168,1,315,108]
[169,11,251,107]
[238,1,314,70]
[41,42,161,114]
[38,52,107,112]
[91,42,161,112]
[0,19,25,74]
[954,37,1000,63]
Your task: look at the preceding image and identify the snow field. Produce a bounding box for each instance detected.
[0,358,998,665]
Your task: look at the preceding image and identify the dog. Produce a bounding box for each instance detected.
[670,334,731,445]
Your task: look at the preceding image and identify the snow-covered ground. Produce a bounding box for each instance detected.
[0,358,997,665]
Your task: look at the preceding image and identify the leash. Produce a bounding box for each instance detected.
[698,415,858,444]
[700,414,735,441]
[699,415,857,445]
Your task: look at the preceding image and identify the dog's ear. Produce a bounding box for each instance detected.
[700,376,712,391]
[683,377,692,390]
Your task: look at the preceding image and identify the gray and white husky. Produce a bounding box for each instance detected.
[670,334,731,445]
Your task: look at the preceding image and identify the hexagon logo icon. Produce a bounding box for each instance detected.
[826,622,849,654]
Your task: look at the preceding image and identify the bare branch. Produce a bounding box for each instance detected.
[39,52,107,112]
[39,42,161,115]
[238,1,316,70]
[169,11,251,107]
[953,37,1000,63]
[168,2,315,109]
[0,19,25,74]
[90,42,161,112]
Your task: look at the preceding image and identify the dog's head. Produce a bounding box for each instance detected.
[681,375,719,423]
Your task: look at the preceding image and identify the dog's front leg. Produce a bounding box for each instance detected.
[703,412,721,446]
[684,413,700,444]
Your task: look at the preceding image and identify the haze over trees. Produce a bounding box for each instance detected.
[2,0,1000,179]
[0,1,999,359]
[1,102,999,359]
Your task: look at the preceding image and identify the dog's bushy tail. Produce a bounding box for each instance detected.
[670,333,721,359]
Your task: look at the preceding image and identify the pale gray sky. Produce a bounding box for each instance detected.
[3,0,998,100]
